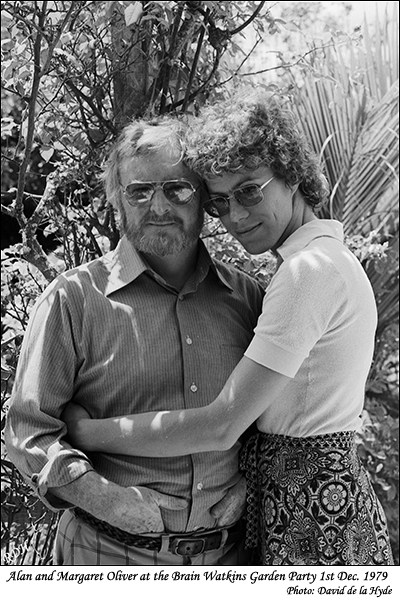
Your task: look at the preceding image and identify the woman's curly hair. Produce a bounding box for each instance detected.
[184,93,329,210]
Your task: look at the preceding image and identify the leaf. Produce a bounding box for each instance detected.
[42,224,60,238]
[14,41,28,56]
[39,146,54,162]
[60,32,73,46]
[0,10,13,23]
[48,10,64,25]
[1,360,13,374]
[2,60,14,81]
[283,22,300,32]
[125,2,143,26]
[88,128,105,142]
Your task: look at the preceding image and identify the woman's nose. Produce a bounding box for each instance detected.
[228,197,250,223]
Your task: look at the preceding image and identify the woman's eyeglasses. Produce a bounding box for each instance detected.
[122,180,198,206]
[203,176,275,218]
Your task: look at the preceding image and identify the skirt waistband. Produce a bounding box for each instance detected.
[255,430,356,449]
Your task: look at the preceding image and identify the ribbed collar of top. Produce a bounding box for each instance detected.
[276,219,344,263]
[103,235,234,296]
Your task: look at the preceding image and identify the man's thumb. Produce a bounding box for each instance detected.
[155,491,188,511]
[210,496,228,519]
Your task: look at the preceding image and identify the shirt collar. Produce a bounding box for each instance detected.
[104,236,234,296]
[202,246,235,292]
[103,236,148,296]
[277,219,344,262]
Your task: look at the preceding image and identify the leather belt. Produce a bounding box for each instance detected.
[73,507,243,556]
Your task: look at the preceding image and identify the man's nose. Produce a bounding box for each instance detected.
[228,197,250,223]
[149,188,171,215]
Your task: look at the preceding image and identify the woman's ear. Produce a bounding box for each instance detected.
[291,182,300,196]
[290,183,302,209]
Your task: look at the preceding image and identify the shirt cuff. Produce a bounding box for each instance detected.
[244,336,305,378]
[30,451,94,511]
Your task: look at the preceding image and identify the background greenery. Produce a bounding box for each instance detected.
[1,1,398,565]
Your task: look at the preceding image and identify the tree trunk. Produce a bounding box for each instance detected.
[107,1,149,128]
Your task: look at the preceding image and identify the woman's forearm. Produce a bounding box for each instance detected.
[69,358,290,457]
[71,406,227,456]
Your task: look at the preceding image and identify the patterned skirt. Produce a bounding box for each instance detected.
[240,431,394,566]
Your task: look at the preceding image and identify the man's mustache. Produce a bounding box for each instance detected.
[142,216,183,226]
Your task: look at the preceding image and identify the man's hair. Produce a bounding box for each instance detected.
[183,93,329,209]
[102,116,188,211]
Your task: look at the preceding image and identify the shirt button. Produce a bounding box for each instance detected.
[197,482,204,490]
[186,336,193,345]
[190,383,198,393]
[178,294,184,301]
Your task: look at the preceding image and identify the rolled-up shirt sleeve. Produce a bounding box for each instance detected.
[5,277,94,510]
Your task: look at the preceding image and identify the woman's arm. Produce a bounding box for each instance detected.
[63,356,291,457]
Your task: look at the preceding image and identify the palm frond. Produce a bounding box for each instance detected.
[343,81,399,236]
[290,5,399,333]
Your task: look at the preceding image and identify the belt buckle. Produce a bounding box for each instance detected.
[170,537,206,557]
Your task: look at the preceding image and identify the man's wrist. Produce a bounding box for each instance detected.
[49,474,167,534]
[48,471,118,522]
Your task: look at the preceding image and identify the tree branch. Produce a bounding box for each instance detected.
[160,2,185,113]
[18,172,61,282]
[218,42,340,86]
[64,78,117,135]
[39,1,79,76]
[181,11,210,112]
[169,45,221,112]
[20,233,59,282]
[229,1,267,36]
[25,171,59,228]
[13,2,46,223]
[12,2,78,221]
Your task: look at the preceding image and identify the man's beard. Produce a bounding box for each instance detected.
[121,208,204,257]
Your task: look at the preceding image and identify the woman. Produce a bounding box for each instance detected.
[64,94,393,565]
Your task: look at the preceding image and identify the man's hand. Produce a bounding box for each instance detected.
[105,484,188,534]
[50,473,188,534]
[210,476,247,527]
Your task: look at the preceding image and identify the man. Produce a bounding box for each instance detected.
[5,116,264,566]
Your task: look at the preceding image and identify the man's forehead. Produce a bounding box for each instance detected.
[119,151,199,184]
[136,128,178,150]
